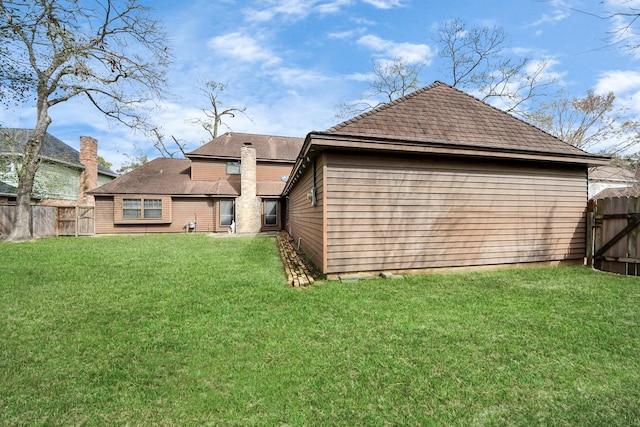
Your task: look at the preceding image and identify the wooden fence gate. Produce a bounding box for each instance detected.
[588,197,640,275]
[57,206,94,236]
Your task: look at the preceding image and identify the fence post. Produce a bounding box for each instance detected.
[586,200,594,267]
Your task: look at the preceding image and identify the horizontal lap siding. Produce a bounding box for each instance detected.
[324,153,587,274]
[257,163,294,182]
[94,196,216,234]
[286,156,325,271]
[191,160,230,181]
[172,198,217,233]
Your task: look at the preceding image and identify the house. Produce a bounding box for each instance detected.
[0,129,117,206]
[282,81,609,277]
[90,132,303,234]
[588,166,639,199]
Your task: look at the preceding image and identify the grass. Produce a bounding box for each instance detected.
[1,234,639,426]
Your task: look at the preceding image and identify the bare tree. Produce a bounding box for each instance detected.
[436,18,556,119]
[337,57,423,118]
[530,89,640,153]
[150,127,186,159]
[192,81,249,141]
[0,0,170,241]
[601,1,640,52]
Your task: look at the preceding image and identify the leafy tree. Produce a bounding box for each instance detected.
[530,89,640,154]
[192,81,249,141]
[436,18,556,119]
[337,57,423,118]
[0,0,169,241]
[97,155,112,170]
[116,144,148,175]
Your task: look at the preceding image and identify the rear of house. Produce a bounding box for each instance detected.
[283,82,608,276]
[91,133,303,234]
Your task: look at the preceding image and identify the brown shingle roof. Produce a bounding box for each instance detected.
[188,132,304,162]
[257,181,287,197]
[589,166,637,182]
[326,81,594,157]
[89,158,240,196]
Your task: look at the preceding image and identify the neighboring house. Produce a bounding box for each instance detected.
[90,132,303,234]
[282,81,609,276]
[0,129,117,206]
[588,166,639,199]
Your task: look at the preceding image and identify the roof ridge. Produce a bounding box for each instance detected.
[326,80,593,157]
[327,81,445,133]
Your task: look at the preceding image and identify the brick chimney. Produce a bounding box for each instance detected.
[235,143,261,233]
[78,136,98,206]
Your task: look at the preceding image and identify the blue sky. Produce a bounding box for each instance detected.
[2,0,640,170]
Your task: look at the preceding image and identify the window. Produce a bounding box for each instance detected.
[227,161,240,175]
[123,198,141,219]
[122,198,162,219]
[220,199,235,226]
[144,199,162,219]
[264,200,278,226]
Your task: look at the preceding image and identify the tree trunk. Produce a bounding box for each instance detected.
[8,103,51,241]
[9,169,36,241]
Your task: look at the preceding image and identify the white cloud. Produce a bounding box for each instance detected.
[243,0,351,23]
[328,30,354,39]
[345,72,373,82]
[317,0,353,14]
[269,67,332,87]
[361,0,404,9]
[529,9,570,27]
[595,70,640,95]
[357,34,433,64]
[207,32,281,67]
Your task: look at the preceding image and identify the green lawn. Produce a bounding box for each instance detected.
[1,234,639,426]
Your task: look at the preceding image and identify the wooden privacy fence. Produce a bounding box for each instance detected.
[0,205,94,238]
[588,196,640,275]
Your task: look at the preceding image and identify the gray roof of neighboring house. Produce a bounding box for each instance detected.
[325,81,606,159]
[0,181,17,196]
[0,128,117,177]
[188,132,304,162]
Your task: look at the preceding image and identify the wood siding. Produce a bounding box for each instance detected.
[191,159,234,181]
[286,156,325,271]
[257,163,294,183]
[95,196,219,234]
[322,152,588,275]
[191,159,292,185]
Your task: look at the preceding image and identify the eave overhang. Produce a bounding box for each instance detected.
[282,132,611,196]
